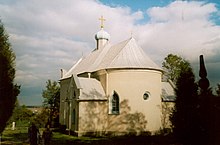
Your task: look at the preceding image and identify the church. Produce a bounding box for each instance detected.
[59,17,175,136]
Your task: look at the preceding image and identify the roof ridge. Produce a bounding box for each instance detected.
[90,44,111,71]
[62,57,83,79]
[108,38,132,66]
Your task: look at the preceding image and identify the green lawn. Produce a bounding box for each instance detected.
[1,127,177,145]
[1,127,29,145]
[1,128,107,145]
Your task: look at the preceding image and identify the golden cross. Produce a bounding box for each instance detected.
[99,16,106,28]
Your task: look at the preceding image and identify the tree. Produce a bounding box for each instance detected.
[162,54,190,84]
[0,21,20,133]
[170,59,199,144]
[197,55,214,144]
[216,84,220,97]
[33,108,50,128]
[42,80,60,127]
[8,101,34,126]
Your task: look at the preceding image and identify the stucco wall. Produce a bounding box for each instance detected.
[78,101,108,136]
[59,79,69,126]
[59,77,80,131]
[60,68,163,135]
[106,69,162,132]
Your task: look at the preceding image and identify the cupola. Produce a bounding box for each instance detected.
[95,16,110,49]
[95,28,110,41]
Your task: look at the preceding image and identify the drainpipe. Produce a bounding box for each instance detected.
[106,70,108,95]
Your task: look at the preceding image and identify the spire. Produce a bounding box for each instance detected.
[199,55,207,78]
[198,55,209,90]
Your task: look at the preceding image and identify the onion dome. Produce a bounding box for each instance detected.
[95,28,110,40]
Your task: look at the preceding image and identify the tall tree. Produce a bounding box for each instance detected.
[162,54,190,84]
[0,21,20,133]
[170,59,198,144]
[197,55,214,144]
[42,80,60,126]
[216,84,220,97]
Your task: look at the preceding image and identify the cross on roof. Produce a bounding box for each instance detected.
[99,16,106,28]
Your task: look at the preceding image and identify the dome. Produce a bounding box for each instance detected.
[95,28,110,40]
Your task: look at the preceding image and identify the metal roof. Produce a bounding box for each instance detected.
[162,81,176,102]
[98,38,161,70]
[62,37,162,79]
[77,77,107,100]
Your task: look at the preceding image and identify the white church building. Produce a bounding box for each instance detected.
[59,17,174,136]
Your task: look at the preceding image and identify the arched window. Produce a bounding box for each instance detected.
[111,91,119,114]
[72,109,75,124]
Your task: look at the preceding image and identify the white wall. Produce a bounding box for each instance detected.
[106,69,162,132]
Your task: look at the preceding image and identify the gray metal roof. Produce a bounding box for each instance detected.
[162,81,176,102]
[98,38,161,70]
[62,37,162,79]
[78,77,107,100]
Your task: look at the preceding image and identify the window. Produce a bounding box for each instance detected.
[72,109,75,124]
[73,90,76,98]
[143,91,150,100]
[64,109,66,121]
[111,91,119,114]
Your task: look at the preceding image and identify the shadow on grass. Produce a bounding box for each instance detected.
[2,128,178,145]
[1,129,29,145]
[51,132,177,145]
[51,132,107,145]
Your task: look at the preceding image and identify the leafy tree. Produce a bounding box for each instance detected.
[0,21,20,133]
[32,108,50,128]
[42,80,60,127]
[162,54,190,84]
[216,83,220,97]
[170,59,199,144]
[9,103,34,123]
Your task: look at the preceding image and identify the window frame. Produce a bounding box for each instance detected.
[109,91,120,115]
[143,91,150,100]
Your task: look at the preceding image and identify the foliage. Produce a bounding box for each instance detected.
[170,60,199,144]
[42,80,60,107]
[8,101,50,129]
[197,87,214,144]
[162,54,190,84]
[216,83,220,97]
[32,108,50,128]
[42,79,60,127]
[0,21,20,133]
[8,102,34,125]
[161,102,173,129]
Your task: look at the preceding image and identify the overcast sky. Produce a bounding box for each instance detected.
[0,0,220,105]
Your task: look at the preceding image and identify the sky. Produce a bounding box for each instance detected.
[0,0,220,105]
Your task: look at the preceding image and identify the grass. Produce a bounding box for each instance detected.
[1,127,178,145]
[1,127,29,145]
[1,128,107,145]
[51,132,93,144]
